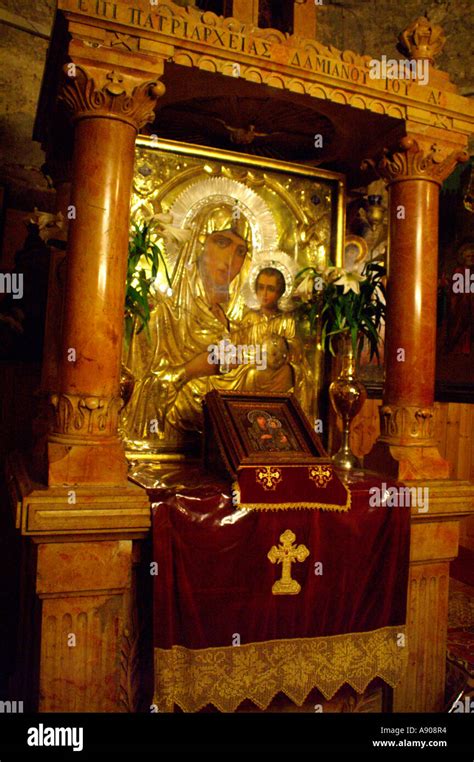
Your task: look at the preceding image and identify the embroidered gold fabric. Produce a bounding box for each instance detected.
[256,466,283,490]
[232,486,352,513]
[308,465,333,487]
[233,463,351,512]
[153,626,407,712]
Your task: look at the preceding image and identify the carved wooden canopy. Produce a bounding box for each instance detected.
[34,0,474,187]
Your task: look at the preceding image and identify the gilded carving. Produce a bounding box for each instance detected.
[379,404,436,445]
[362,137,469,186]
[434,115,453,131]
[398,16,446,63]
[124,141,337,453]
[59,65,165,130]
[50,393,123,440]
[463,163,474,213]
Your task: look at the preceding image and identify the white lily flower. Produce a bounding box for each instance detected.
[151,213,191,246]
[294,272,314,301]
[333,270,365,295]
[158,224,192,246]
[150,212,173,225]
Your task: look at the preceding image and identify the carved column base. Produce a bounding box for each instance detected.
[393,481,474,711]
[37,540,132,712]
[48,392,128,484]
[378,404,437,446]
[6,452,150,711]
[365,403,450,480]
[364,442,450,481]
[395,556,451,712]
[47,440,128,485]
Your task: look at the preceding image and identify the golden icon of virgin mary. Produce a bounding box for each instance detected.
[123,201,259,451]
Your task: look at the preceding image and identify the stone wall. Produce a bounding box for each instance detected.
[0,0,472,213]
[0,0,56,211]
[317,0,474,96]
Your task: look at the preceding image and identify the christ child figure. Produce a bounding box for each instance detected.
[238,266,294,390]
[235,256,313,411]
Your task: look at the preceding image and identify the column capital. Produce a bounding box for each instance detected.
[362,136,468,186]
[59,63,165,131]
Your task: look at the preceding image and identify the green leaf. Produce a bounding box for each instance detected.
[350,323,358,355]
[157,248,172,287]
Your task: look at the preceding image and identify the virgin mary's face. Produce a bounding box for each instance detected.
[201,230,248,295]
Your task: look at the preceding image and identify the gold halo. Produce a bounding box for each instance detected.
[168,177,279,274]
[344,235,369,267]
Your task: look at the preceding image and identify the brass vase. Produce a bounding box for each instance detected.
[329,332,367,470]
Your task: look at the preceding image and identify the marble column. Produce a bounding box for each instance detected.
[8,60,164,711]
[47,65,165,485]
[364,136,468,480]
[362,136,472,712]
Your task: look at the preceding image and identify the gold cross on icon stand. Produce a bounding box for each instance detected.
[267,529,309,595]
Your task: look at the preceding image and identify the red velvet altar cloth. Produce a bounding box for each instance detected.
[150,468,410,650]
[236,463,350,511]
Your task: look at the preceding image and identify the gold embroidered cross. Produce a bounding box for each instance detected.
[308,464,333,487]
[268,529,309,595]
[256,466,282,490]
